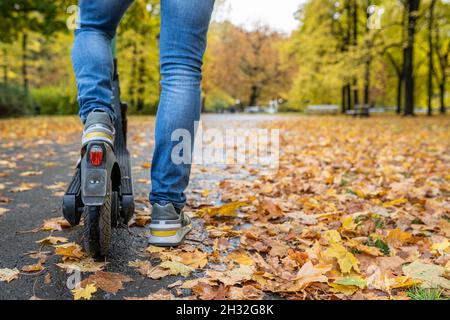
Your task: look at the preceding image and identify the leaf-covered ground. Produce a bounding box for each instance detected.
[0,114,449,300]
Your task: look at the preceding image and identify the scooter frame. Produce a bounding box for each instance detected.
[63,37,134,231]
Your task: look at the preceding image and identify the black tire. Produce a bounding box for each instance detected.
[83,183,112,257]
[111,191,119,227]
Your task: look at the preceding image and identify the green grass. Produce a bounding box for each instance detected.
[406,287,447,300]
[366,238,390,255]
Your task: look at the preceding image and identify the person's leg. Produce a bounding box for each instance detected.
[150,0,215,209]
[72,0,134,124]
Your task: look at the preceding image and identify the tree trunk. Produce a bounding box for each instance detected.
[22,32,28,93]
[363,0,372,110]
[439,79,446,114]
[396,75,403,114]
[249,85,260,106]
[427,0,436,116]
[346,84,352,110]
[2,48,7,84]
[352,0,359,109]
[341,86,347,113]
[137,46,145,113]
[128,42,137,107]
[403,0,420,116]
[353,79,359,108]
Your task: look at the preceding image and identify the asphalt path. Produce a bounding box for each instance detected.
[0,114,281,300]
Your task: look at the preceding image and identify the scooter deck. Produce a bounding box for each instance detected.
[63,76,134,226]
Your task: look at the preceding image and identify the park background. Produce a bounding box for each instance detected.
[0,0,449,117]
[0,0,449,301]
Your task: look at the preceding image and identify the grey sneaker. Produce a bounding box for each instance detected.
[82,110,115,148]
[148,203,192,246]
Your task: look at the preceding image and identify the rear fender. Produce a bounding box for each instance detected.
[81,142,117,206]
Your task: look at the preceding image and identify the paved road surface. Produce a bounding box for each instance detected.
[0,114,283,300]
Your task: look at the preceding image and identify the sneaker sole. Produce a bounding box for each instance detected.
[148,224,192,247]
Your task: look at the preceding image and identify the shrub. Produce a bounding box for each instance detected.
[31,86,78,115]
[204,90,234,112]
[0,83,34,117]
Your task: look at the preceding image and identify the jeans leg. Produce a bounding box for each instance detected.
[72,0,134,123]
[150,0,215,209]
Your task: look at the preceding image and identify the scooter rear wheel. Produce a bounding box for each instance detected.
[83,184,112,257]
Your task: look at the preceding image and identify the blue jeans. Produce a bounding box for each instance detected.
[72,0,214,209]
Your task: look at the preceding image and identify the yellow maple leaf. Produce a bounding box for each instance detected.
[390,276,421,289]
[325,243,360,274]
[341,216,356,231]
[322,230,342,243]
[386,228,412,247]
[36,236,68,246]
[199,201,248,217]
[431,239,450,254]
[383,198,407,207]
[55,243,85,261]
[329,283,359,295]
[145,245,167,254]
[72,283,97,300]
[227,250,254,266]
[159,261,194,277]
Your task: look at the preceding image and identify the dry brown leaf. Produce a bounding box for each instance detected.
[82,271,133,294]
[54,243,85,261]
[21,263,44,273]
[36,236,68,246]
[0,268,20,282]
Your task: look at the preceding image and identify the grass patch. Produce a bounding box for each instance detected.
[406,287,447,300]
[366,238,390,255]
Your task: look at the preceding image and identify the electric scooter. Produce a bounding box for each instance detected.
[63,37,135,257]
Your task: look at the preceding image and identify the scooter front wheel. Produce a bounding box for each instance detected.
[83,185,112,257]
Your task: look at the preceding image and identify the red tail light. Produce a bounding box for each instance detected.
[90,146,103,166]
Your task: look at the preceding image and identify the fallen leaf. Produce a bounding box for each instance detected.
[36,236,68,246]
[82,271,132,294]
[325,243,360,274]
[207,265,254,286]
[431,239,449,255]
[145,245,167,254]
[161,250,208,269]
[19,171,42,177]
[227,285,264,300]
[0,268,20,282]
[10,182,38,193]
[0,207,9,216]
[227,250,254,266]
[41,217,71,231]
[390,276,421,289]
[334,276,366,288]
[386,228,412,247]
[383,198,408,207]
[57,258,107,273]
[329,283,359,295]
[72,283,97,300]
[54,243,85,261]
[21,263,44,273]
[159,261,194,277]
[199,201,248,217]
[277,261,331,292]
[192,283,228,300]
[402,261,450,289]
[322,230,342,243]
